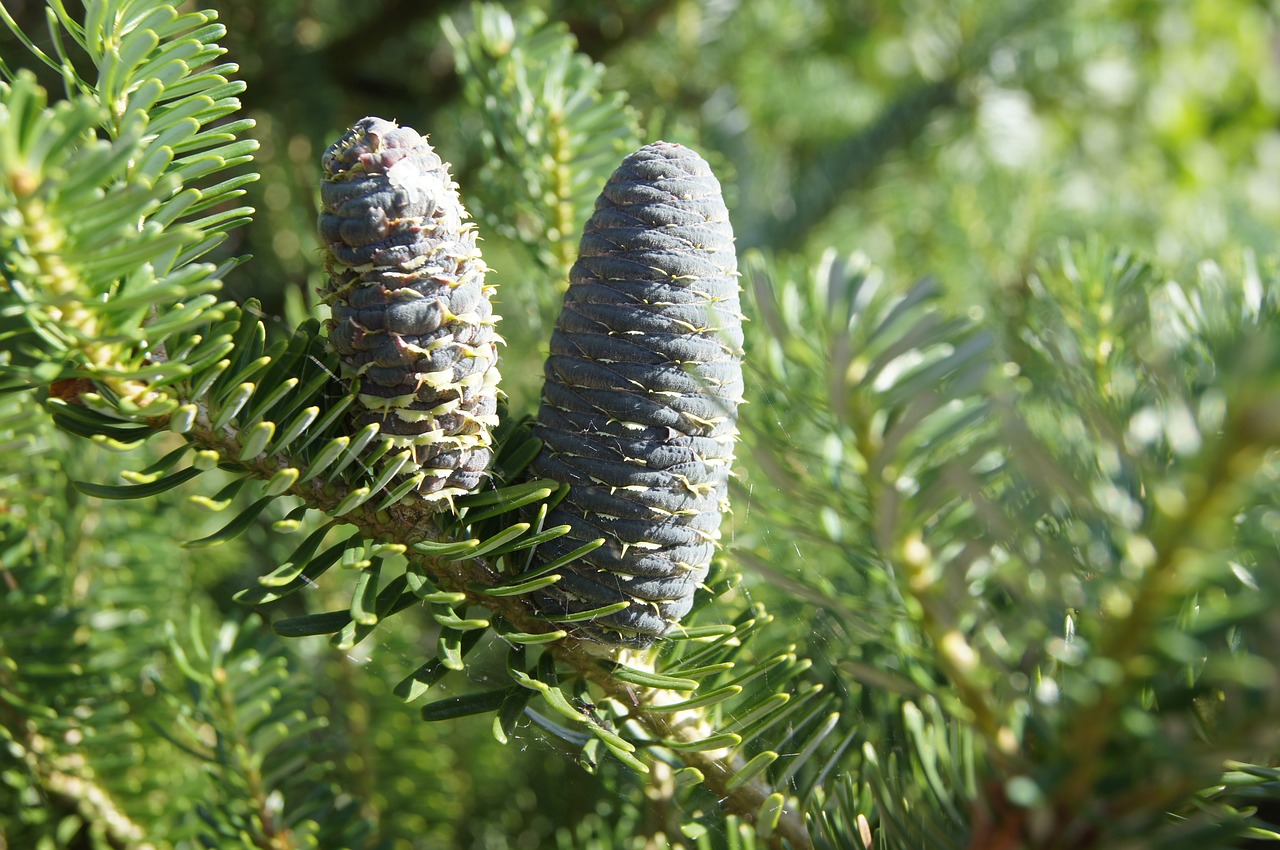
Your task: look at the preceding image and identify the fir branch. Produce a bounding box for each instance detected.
[1,1,256,411]
[3,730,151,850]
[156,614,378,848]
[1054,343,1280,821]
[8,3,1279,848]
[444,3,641,286]
[172,380,814,846]
[0,394,196,849]
[566,642,814,850]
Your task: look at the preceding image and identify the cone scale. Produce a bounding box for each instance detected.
[318,117,501,505]
[527,142,744,646]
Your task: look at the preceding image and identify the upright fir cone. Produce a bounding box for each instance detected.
[318,117,500,505]
[526,141,744,647]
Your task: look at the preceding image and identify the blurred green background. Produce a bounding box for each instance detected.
[8,0,1262,409]
[225,2,1279,301]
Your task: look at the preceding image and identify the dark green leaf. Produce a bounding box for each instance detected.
[420,688,515,722]
[74,467,202,499]
[272,610,351,638]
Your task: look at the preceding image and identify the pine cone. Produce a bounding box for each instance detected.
[318,117,501,506]
[526,141,743,646]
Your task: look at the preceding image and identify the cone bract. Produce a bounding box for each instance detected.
[318,117,500,505]
[527,141,743,646]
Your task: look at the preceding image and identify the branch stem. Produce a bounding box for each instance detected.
[185,397,816,849]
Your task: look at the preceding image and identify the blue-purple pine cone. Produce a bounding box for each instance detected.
[318,117,501,506]
[527,141,744,647]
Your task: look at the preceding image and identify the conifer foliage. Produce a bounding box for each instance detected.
[2,2,1280,850]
